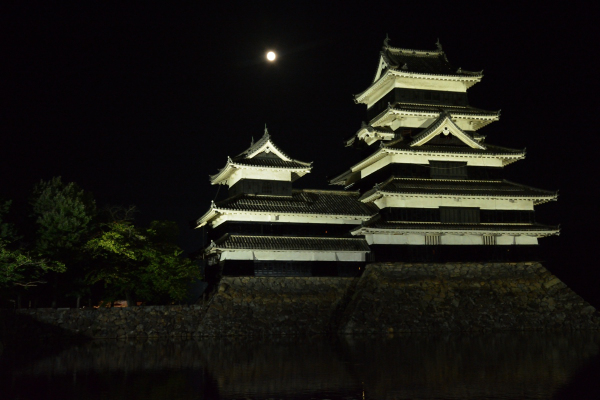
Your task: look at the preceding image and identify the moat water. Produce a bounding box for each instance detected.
[1,332,600,399]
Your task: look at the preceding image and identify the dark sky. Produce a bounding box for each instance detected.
[2,3,600,303]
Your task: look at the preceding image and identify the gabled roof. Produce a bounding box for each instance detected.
[205,234,370,253]
[195,189,378,228]
[359,177,558,205]
[356,38,483,103]
[209,127,312,185]
[372,37,482,81]
[235,127,297,161]
[410,112,485,149]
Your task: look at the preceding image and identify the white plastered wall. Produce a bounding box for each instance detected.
[359,153,505,179]
[227,168,291,187]
[365,75,469,108]
[218,250,366,262]
[364,233,539,246]
[373,196,534,211]
[210,213,368,228]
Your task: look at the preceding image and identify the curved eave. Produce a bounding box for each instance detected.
[206,246,369,255]
[359,190,558,204]
[384,107,500,120]
[209,162,312,185]
[354,69,483,104]
[352,225,560,238]
[195,205,219,228]
[388,68,483,84]
[380,145,525,159]
[355,71,394,104]
[349,148,388,173]
[206,207,377,221]
[209,161,234,185]
[347,147,525,176]
[369,107,499,132]
[328,169,361,186]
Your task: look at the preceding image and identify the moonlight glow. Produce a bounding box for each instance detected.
[266,51,276,61]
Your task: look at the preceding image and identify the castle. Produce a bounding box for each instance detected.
[195,37,559,278]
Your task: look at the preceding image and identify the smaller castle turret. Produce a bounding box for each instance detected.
[196,128,375,278]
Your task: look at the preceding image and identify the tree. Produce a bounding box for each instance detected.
[0,199,65,290]
[0,200,17,241]
[85,216,200,304]
[30,177,96,306]
[30,177,96,257]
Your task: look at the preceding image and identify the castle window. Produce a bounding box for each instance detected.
[483,235,496,245]
[425,235,441,245]
[440,207,480,223]
[262,181,273,194]
[430,161,468,179]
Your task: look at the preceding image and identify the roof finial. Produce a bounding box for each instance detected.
[250,136,254,146]
[264,123,269,137]
[383,34,391,48]
[436,38,442,51]
[401,63,408,70]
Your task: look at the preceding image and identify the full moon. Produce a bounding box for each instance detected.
[266,51,276,61]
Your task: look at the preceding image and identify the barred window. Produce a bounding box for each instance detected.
[483,235,496,245]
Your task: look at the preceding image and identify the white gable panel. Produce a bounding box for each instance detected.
[410,115,485,149]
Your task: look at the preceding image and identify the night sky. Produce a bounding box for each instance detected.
[2,4,599,304]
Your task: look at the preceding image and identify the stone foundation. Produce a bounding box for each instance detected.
[2,262,598,340]
[198,276,356,336]
[339,262,600,333]
[4,305,207,341]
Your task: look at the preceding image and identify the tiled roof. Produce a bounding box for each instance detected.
[389,103,499,117]
[209,129,312,184]
[356,220,559,233]
[385,49,455,75]
[212,234,371,252]
[383,139,524,155]
[215,189,377,216]
[361,178,556,200]
[231,157,310,169]
[236,130,273,157]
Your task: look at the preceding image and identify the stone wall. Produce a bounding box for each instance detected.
[7,305,207,340]
[339,262,600,333]
[198,276,357,336]
[2,262,598,341]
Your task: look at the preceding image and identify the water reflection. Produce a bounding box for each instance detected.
[2,332,599,399]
